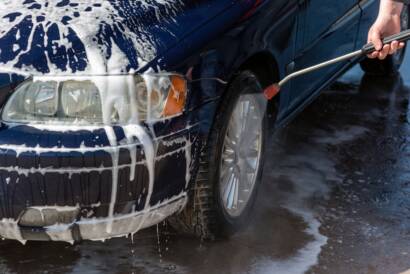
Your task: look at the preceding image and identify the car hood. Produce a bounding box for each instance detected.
[0,0,214,76]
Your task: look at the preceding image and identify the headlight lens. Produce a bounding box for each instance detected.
[61,81,103,122]
[2,80,59,122]
[1,74,187,125]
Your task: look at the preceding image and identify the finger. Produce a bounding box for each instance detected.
[398,42,406,49]
[389,41,399,55]
[378,44,390,60]
[368,51,379,59]
[369,29,383,51]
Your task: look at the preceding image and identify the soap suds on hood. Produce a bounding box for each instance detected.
[0,0,183,75]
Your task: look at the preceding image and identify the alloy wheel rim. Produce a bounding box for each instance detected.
[219,94,263,217]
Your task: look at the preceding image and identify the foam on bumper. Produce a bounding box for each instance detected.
[0,193,187,243]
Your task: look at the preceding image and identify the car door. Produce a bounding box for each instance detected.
[357,0,379,48]
[287,0,361,110]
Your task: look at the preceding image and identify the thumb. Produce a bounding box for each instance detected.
[369,29,383,51]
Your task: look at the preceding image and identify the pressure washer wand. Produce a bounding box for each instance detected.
[264,29,410,100]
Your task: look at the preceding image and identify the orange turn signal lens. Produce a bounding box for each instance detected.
[162,75,187,117]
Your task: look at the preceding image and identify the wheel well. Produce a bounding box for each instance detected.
[238,52,280,89]
[237,52,281,115]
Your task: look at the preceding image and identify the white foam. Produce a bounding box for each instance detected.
[0,192,187,243]
[0,0,184,75]
[0,219,26,245]
[30,206,79,213]
[253,208,327,274]
[254,122,371,273]
[255,145,342,273]
[313,125,368,145]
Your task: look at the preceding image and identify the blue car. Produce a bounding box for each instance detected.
[0,0,406,243]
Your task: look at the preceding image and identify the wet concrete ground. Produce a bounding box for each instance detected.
[1,57,410,274]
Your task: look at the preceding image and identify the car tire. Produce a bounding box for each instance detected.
[169,71,268,240]
[360,5,409,76]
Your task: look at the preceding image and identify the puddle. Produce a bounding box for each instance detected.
[249,121,371,274]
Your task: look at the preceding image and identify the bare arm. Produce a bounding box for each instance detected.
[368,0,405,60]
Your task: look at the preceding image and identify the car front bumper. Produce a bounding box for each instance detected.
[0,117,200,243]
[0,193,187,243]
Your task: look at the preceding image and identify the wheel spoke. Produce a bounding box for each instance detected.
[242,132,257,147]
[223,173,235,207]
[242,121,261,148]
[247,147,259,158]
[224,146,235,155]
[220,165,233,184]
[227,176,238,209]
[240,100,250,133]
[222,157,235,168]
[231,109,242,139]
[244,101,257,124]
[224,135,237,150]
[244,157,257,172]
[233,177,239,209]
[220,167,233,189]
[239,170,251,191]
[222,146,235,166]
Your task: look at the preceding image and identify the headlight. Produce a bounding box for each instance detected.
[1,74,187,125]
[61,81,103,122]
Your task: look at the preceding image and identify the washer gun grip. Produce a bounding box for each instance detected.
[362,29,410,55]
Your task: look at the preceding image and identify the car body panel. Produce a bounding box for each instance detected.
[286,1,360,112]
[297,0,358,49]
[358,0,380,48]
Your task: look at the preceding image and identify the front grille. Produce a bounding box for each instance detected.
[0,124,197,220]
[0,155,150,219]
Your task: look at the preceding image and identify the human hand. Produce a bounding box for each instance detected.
[368,0,405,60]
